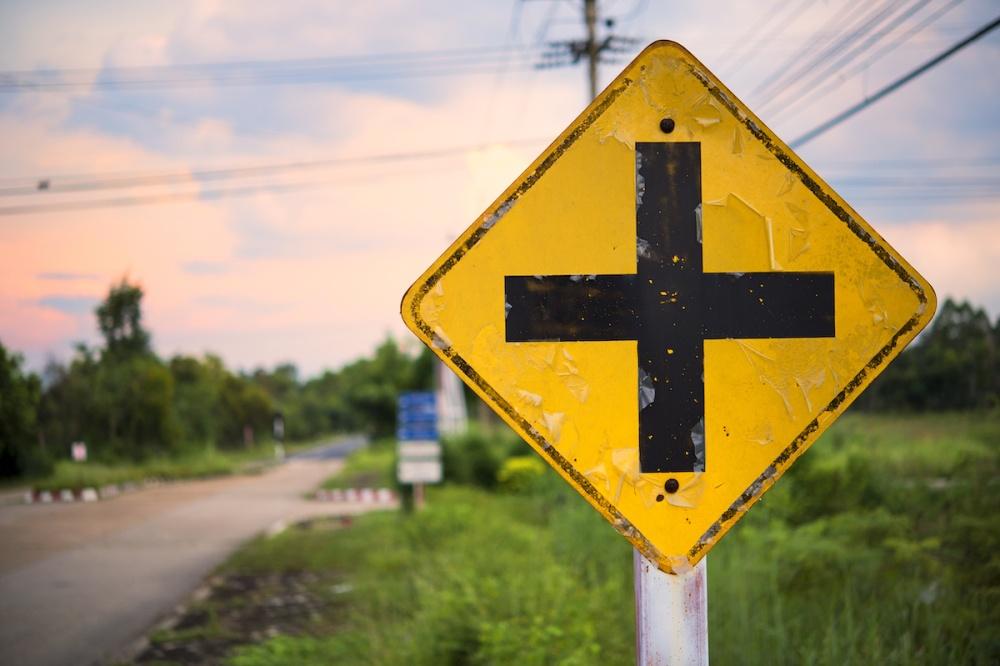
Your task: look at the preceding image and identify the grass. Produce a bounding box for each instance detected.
[149,411,998,665]
[31,438,330,492]
[225,486,634,665]
[319,439,397,490]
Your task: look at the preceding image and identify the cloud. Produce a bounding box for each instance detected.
[35,295,99,315]
[2,0,997,378]
[181,261,229,275]
[879,214,1000,317]
[37,272,101,281]
[193,294,285,313]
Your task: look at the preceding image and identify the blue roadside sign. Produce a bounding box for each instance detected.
[398,392,438,441]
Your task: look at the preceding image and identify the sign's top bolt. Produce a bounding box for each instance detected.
[659,118,675,134]
[664,478,680,494]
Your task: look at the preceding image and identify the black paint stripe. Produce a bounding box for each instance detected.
[636,141,705,473]
[702,272,835,339]
[503,143,836,474]
[505,275,638,342]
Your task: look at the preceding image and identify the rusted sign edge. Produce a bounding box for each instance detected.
[683,46,935,559]
[401,40,935,573]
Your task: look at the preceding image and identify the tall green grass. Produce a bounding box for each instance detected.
[33,439,321,492]
[320,439,397,490]
[227,412,999,665]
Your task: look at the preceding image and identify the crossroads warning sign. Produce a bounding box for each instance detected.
[401,41,936,573]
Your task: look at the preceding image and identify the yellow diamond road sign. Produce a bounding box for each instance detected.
[401,41,936,573]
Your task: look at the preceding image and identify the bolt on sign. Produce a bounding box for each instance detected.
[401,41,935,573]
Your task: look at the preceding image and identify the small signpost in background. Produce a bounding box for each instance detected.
[396,392,442,508]
[71,441,87,463]
[272,412,285,461]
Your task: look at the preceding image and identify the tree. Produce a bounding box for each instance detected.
[96,355,179,458]
[0,340,48,478]
[336,338,434,438]
[217,374,273,448]
[859,298,999,411]
[169,354,226,446]
[96,279,151,357]
[38,346,99,460]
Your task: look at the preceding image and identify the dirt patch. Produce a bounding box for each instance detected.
[130,521,350,666]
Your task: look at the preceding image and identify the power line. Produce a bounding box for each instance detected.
[790,13,1000,147]
[7,149,988,192]
[0,182,319,216]
[0,59,544,93]
[5,155,994,216]
[0,137,551,213]
[772,0,966,122]
[478,0,527,141]
[0,45,553,93]
[756,0,905,102]
[509,0,564,128]
[759,0,935,114]
[0,44,535,78]
[721,0,816,79]
[0,137,549,196]
[750,0,872,100]
[819,154,999,167]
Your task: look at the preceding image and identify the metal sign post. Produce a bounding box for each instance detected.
[634,550,708,665]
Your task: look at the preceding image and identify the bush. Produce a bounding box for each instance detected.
[441,426,521,489]
[497,455,546,493]
[0,342,50,478]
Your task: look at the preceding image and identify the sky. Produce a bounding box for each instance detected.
[1,0,998,377]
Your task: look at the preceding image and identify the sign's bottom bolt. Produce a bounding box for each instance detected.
[664,478,680,494]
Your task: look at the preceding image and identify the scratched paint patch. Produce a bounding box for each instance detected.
[401,41,935,573]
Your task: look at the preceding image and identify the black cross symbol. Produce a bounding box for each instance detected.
[504,142,835,473]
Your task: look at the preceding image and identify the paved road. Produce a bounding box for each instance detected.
[290,433,368,460]
[0,437,377,666]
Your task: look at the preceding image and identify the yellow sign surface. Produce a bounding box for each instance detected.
[401,41,935,573]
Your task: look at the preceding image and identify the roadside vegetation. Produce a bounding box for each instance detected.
[3,278,997,662]
[30,441,322,492]
[319,440,396,491]
[129,411,998,665]
[1,278,432,487]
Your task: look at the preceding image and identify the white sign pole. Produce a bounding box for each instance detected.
[634,549,708,665]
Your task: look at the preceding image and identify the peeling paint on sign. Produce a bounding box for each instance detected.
[400,41,935,573]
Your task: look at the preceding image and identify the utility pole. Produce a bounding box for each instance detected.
[535,0,637,102]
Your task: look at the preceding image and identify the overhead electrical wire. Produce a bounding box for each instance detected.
[789,13,1000,147]
[773,0,966,122]
[755,0,921,107]
[0,137,549,196]
[0,137,552,215]
[0,44,540,79]
[3,155,994,216]
[508,0,564,127]
[718,0,816,78]
[478,0,526,141]
[749,0,873,100]
[0,45,548,93]
[2,174,991,216]
[759,0,935,114]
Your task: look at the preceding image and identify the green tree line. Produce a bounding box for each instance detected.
[0,279,431,479]
[1,280,995,480]
[857,297,1000,411]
